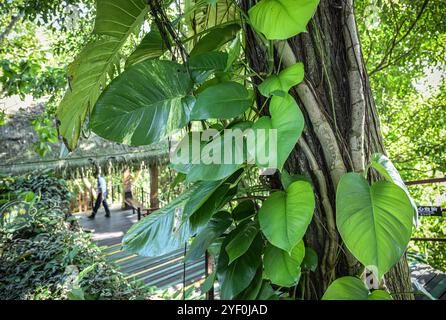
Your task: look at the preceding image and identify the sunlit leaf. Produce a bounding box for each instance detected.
[336,173,413,280]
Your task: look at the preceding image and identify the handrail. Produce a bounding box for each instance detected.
[405,177,446,186]
[411,237,446,242]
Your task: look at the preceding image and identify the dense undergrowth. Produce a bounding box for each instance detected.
[0,172,152,300]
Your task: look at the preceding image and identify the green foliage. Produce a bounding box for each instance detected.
[31,117,59,157]
[190,23,241,56]
[258,62,304,97]
[336,172,413,280]
[252,94,304,170]
[126,24,168,67]
[91,60,193,146]
[225,220,259,264]
[217,232,263,299]
[248,0,320,40]
[50,0,425,301]
[122,185,199,257]
[322,276,392,300]
[56,0,149,150]
[190,81,251,120]
[0,173,151,300]
[356,0,446,274]
[259,180,315,253]
[185,211,232,262]
[263,241,304,287]
[0,1,94,99]
[1,172,72,211]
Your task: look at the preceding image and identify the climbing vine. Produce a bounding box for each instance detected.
[56,0,417,300]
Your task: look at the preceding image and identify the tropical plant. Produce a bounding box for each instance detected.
[55,0,427,300]
[0,172,153,300]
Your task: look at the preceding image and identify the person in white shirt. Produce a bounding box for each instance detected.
[88,170,111,219]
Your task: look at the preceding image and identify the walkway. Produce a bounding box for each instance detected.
[77,205,206,294]
[410,263,446,300]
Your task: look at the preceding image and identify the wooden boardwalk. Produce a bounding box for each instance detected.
[77,205,206,293]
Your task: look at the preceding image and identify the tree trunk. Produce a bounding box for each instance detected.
[241,0,413,299]
[149,164,160,209]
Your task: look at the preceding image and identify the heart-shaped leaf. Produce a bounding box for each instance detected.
[190,81,252,120]
[189,51,228,84]
[248,0,320,40]
[232,200,256,221]
[225,220,259,264]
[264,241,305,287]
[336,173,413,280]
[217,233,263,299]
[259,180,315,252]
[322,276,393,300]
[322,276,369,300]
[370,153,418,223]
[251,94,304,170]
[259,62,304,97]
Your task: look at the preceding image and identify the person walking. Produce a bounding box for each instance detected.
[88,171,111,219]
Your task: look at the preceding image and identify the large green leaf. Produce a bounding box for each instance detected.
[235,267,263,300]
[58,0,148,150]
[57,37,121,150]
[189,51,229,84]
[94,0,148,38]
[367,290,393,300]
[190,23,241,56]
[225,220,259,264]
[336,173,413,280]
[322,277,393,300]
[370,153,418,222]
[90,60,193,146]
[126,25,168,67]
[322,277,369,300]
[190,81,252,120]
[251,94,304,170]
[185,211,232,262]
[183,180,223,220]
[232,200,256,221]
[189,184,236,229]
[171,122,251,181]
[248,0,320,40]
[122,186,199,257]
[189,51,228,73]
[217,233,263,299]
[259,180,315,252]
[184,169,243,229]
[264,241,304,287]
[258,63,304,97]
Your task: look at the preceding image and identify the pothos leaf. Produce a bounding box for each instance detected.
[336,173,413,280]
[259,180,315,252]
[90,60,193,146]
[248,0,320,40]
[259,62,304,97]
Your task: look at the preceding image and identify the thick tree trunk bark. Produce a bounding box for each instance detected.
[241,0,413,299]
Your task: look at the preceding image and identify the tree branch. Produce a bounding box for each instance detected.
[369,0,429,76]
[0,14,21,45]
